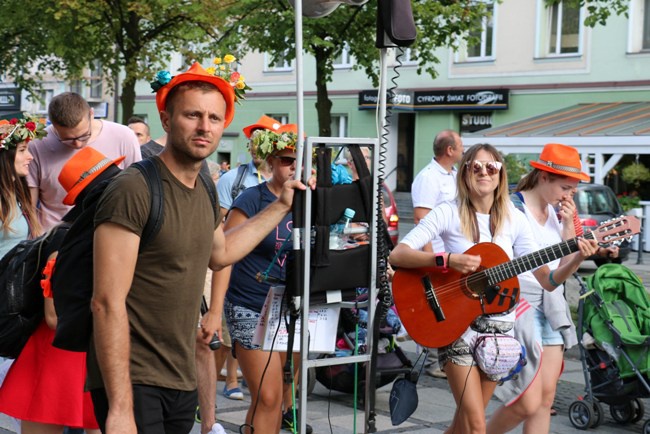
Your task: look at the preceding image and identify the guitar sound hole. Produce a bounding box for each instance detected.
[463,272,490,298]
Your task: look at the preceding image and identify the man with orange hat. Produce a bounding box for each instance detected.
[87,62,310,434]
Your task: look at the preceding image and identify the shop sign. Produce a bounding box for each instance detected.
[460,113,493,133]
[359,88,508,111]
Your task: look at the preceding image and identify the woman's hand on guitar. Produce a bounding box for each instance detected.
[576,237,599,258]
[449,253,482,274]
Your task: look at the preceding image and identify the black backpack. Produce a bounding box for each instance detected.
[0,225,68,358]
[52,158,217,352]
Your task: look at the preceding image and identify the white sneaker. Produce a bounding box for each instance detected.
[208,423,227,434]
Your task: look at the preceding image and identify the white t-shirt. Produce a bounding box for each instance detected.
[400,201,540,342]
[411,158,457,252]
[516,202,563,309]
[27,121,141,230]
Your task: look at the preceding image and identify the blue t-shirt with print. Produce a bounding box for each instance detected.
[226,183,292,312]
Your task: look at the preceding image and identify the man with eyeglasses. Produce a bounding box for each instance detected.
[27,92,141,230]
[410,129,464,378]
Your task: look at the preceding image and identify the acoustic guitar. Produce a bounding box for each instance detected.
[392,216,640,348]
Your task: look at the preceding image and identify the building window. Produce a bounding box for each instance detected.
[264,52,292,72]
[333,45,353,69]
[645,0,650,49]
[399,48,418,65]
[547,1,581,55]
[455,1,496,63]
[629,0,650,52]
[331,115,348,137]
[70,80,83,96]
[267,113,289,124]
[89,61,103,99]
[34,89,54,114]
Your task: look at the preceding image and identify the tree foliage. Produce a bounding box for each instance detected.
[545,0,630,27]
[213,0,489,136]
[0,0,233,123]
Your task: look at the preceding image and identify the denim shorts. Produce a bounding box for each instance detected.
[224,298,261,351]
[533,308,564,346]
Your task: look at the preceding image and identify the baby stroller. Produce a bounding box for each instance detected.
[569,264,650,432]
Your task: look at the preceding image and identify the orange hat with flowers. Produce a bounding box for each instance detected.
[151,55,251,128]
[59,147,125,206]
[529,143,590,182]
[242,115,282,139]
[252,123,305,160]
[0,114,47,151]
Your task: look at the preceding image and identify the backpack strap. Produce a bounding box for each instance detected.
[198,170,218,222]
[132,159,164,250]
[510,191,525,214]
[231,164,249,201]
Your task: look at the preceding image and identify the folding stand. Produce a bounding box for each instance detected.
[292,137,380,433]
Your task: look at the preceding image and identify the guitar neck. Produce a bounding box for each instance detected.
[485,232,593,286]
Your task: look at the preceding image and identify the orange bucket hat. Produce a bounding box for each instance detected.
[242,115,282,139]
[154,62,236,128]
[529,143,590,182]
[59,147,125,205]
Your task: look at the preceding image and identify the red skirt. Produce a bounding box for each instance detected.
[0,321,99,429]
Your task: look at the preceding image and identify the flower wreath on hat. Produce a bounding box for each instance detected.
[252,129,299,160]
[0,114,47,151]
[150,54,251,103]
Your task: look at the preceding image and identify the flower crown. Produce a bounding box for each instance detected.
[150,54,251,103]
[252,129,299,160]
[0,114,47,151]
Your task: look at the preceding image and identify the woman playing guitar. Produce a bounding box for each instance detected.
[389,144,598,434]
[488,143,609,434]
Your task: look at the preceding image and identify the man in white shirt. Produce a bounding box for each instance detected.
[411,129,464,378]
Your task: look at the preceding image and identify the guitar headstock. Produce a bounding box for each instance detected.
[588,215,641,245]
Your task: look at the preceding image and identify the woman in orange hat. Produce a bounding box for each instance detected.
[0,146,123,434]
[487,143,604,434]
[220,124,313,434]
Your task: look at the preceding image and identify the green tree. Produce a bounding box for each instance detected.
[0,0,232,123]
[545,0,630,27]
[213,0,490,136]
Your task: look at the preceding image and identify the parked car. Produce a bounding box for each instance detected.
[382,184,399,246]
[574,183,631,266]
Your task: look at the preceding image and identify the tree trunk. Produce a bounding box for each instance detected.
[120,76,136,125]
[314,49,332,137]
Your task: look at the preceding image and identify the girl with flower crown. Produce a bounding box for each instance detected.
[219,124,312,434]
[0,118,42,252]
[0,117,100,434]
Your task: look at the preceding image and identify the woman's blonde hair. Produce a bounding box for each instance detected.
[456,144,509,243]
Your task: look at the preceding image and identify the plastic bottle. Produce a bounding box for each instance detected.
[329,208,355,250]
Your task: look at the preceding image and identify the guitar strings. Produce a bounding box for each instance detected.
[416,239,582,302]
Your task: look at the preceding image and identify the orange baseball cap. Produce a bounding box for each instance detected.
[155,62,236,128]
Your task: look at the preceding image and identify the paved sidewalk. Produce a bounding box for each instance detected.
[2,262,648,434]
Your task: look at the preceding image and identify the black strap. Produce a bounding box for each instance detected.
[133,159,219,250]
[231,164,249,201]
[198,170,218,222]
[132,160,164,251]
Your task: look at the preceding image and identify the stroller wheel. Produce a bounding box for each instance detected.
[610,399,643,425]
[643,419,650,434]
[569,400,594,430]
[590,400,604,428]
